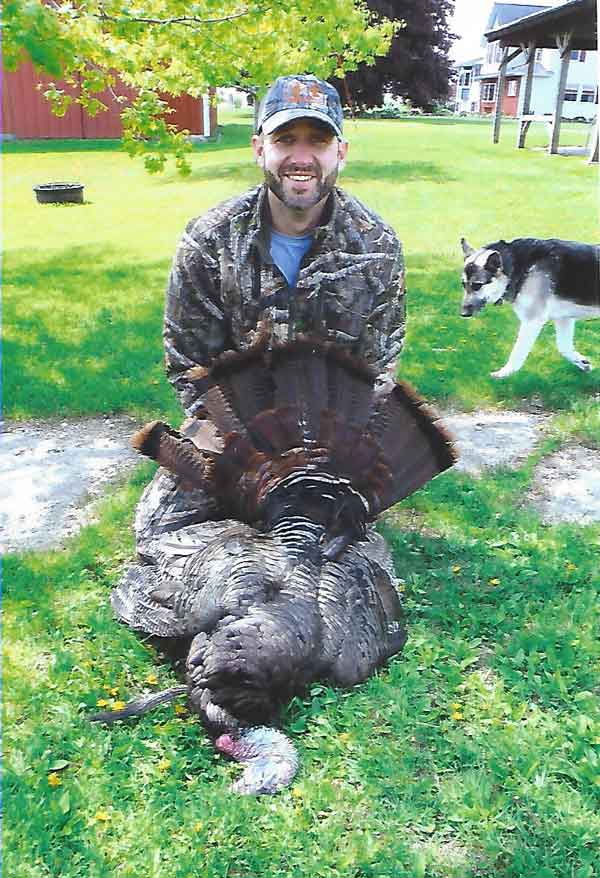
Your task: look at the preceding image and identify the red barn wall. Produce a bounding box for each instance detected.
[2,61,215,138]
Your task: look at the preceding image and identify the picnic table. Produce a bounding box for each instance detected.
[517,114,555,149]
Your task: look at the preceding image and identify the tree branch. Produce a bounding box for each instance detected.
[95,7,267,28]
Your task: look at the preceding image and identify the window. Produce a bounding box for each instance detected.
[506,80,518,97]
[481,82,496,102]
[461,87,470,101]
[471,101,478,113]
[580,87,596,103]
[485,41,503,64]
[535,48,543,61]
[459,70,472,87]
[570,50,586,61]
[564,87,579,101]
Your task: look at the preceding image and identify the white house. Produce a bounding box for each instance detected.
[451,57,483,113]
[454,2,597,120]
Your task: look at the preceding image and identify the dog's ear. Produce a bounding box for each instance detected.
[485,250,503,274]
[460,237,475,257]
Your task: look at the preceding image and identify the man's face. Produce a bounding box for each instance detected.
[252,118,348,211]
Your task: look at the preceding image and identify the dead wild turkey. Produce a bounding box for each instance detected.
[91,336,456,794]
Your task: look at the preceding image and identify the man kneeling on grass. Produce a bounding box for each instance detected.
[135,73,406,557]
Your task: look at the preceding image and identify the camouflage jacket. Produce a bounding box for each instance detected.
[164,184,406,415]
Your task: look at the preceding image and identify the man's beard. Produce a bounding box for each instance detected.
[264,165,339,211]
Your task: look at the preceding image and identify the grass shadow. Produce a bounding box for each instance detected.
[181,161,262,186]
[343,160,456,184]
[3,139,124,154]
[176,158,453,187]
[4,246,180,421]
[4,123,254,159]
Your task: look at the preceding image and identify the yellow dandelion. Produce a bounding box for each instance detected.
[488,578,501,586]
[94,811,110,822]
[96,698,109,708]
[102,684,112,693]
[565,562,577,572]
[157,758,171,772]
[451,711,464,721]
[193,821,204,832]
[451,702,461,710]
[291,787,303,799]
[452,565,462,574]
[174,704,187,716]
[112,701,126,711]
[47,772,62,787]
[146,673,159,685]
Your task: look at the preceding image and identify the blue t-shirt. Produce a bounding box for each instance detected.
[270,230,313,288]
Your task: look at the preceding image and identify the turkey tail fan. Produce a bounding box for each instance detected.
[248,406,304,455]
[182,356,256,439]
[201,385,250,438]
[365,383,457,514]
[131,420,217,493]
[324,346,376,433]
[205,345,275,429]
[270,340,329,440]
[182,336,376,448]
[269,339,375,438]
[183,330,273,432]
[143,339,456,524]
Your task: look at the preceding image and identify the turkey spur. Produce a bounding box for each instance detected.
[90,337,456,794]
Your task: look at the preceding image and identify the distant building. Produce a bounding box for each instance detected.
[218,87,255,109]
[451,57,483,113]
[453,2,597,119]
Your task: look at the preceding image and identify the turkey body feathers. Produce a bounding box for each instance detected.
[111,522,406,726]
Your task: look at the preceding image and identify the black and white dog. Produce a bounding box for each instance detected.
[460,237,600,378]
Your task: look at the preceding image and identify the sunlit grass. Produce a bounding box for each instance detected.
[4,118,600,878]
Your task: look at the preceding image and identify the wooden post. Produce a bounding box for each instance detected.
[550,32,572,155]
[517,41,536,147]
[588,119,599,164]
[493,45,509,143]
[491,46,521,145]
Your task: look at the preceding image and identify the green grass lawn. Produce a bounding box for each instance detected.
[4,118,600,878]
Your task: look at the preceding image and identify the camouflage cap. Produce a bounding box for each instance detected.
[256,75,344,138]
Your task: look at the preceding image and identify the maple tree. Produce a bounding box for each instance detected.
[3,0,398,172]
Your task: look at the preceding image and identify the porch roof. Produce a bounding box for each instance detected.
[485,0,597,51]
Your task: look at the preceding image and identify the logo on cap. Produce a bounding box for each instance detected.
[283,79,328,110]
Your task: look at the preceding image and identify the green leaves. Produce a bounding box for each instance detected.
[4,0,397,173]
